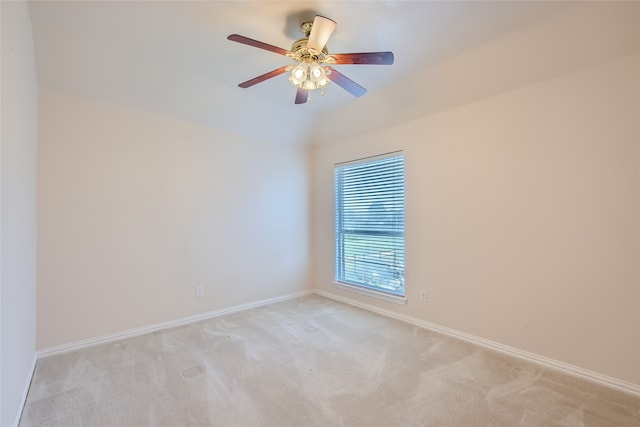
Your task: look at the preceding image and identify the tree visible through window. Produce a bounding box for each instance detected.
[335,152,405,296]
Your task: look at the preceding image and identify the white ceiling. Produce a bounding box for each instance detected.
[27,1,638,145]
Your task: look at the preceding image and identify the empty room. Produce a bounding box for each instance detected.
[1,1,639,426]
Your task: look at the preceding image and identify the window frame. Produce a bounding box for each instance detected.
[333,151,406,305]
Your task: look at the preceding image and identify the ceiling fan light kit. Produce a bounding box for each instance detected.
[288,62,330,91]
[227,15,394,104]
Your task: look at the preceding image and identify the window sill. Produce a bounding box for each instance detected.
[332,282,407,305]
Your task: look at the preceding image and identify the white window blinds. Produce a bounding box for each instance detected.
[335,152,405,296]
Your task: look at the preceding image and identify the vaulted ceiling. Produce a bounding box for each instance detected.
[27,1,640,145]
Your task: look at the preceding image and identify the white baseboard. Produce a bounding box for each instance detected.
[314,289,640,397]
[38,290,312,359]
[14,354,38,427]
[32,288,640,397]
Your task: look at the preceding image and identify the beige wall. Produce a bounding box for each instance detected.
[312,53,640,385]
[1,1,39,425]
[37,91,311,349]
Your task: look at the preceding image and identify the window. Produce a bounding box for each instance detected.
[335,152,405,297]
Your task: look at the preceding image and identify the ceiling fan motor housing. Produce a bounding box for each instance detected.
[290,38,330,63]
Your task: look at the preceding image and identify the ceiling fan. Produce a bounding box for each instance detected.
[227,15,394,104]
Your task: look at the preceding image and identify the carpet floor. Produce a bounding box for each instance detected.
[20,295,639,426]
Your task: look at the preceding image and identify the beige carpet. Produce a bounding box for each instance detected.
[20,295,639,426]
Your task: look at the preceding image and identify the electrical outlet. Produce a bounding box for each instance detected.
[195,286,204,297]
[420,290,428,303]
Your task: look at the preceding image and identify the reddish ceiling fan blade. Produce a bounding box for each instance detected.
[295,88,309,104]
[331,52,394,65]
[227,34,291,56]
[307,15,336,54]
[238,66,289,88]
[327,67,367,97]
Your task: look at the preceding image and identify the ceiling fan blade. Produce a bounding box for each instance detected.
[331,52,394,65]
[307,15,336,54]
[327,67,367,97]
[227,34,291,56]
[238,66,289,88]
[295,88,309,104]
